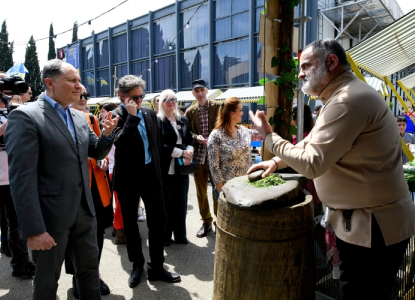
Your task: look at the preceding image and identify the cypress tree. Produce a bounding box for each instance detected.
[48,23,56,60]
[24,36,43,101]
[0,20,14,72]
[72,21,78,43]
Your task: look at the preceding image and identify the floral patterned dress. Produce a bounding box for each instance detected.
[207,126,261,186]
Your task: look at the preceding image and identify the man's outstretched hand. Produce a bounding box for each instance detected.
[249,110,273,138]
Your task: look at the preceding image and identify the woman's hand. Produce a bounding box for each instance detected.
[182,150,193,159]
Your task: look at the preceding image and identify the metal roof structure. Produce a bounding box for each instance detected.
[347,9,415,79]
[364,75,384,91]
[399,72,415,90]
[175,89,222,102]
[318,0,403,43]
[215,86,264,103]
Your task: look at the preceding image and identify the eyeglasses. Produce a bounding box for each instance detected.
[80,93,91,100]
[163,98,177,103]
[131,93,146,101]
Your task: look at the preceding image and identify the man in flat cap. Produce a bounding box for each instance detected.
[185,79,221,237]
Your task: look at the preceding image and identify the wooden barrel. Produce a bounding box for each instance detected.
[213,181,315,300]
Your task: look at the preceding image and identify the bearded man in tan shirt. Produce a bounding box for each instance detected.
[249,39,415,300]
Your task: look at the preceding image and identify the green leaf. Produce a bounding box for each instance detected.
[284,59,296,69]
[280,44,289,53]
[268,116,274,126]
[261,9,266,14]
[271,56,280,68]
[283,72,294,82]
[274,77,284,87]
[289,125,297,135]
[285,89,295,100]
[258,96,266,105]
[276,107,283,114]
[294,57,299,68]
[258,78,269,86]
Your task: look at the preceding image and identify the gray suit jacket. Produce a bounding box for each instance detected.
[4,96,113,239]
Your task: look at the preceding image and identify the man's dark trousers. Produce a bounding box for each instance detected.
[0,185,30,270]
[32,195,100,300]
[337,216,409,300]
[116,161,167,270]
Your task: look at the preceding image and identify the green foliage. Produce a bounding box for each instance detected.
[283,72,294,83]
[274,77,284,87]
[271,56,280,68]
[72,21,78,43]
[0,20,13,72]
[279,44,289,54]
[48,23,56,60]
[284,59,296,69]
[259,78,269,86]
[289,125,297,135]
[258,96,266,105]
[248,174,286,188]
[388,102,394,111]
[24,36,44,101]
[285,89,295,100]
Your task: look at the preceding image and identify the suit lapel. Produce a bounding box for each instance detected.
[194,106,201,134]
[39,98,78,154]
[71,110,84,154]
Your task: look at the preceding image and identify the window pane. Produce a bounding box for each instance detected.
[132,60,151,90]
[83,44,94,70]
[232,12,249,37]
[215,17,231,41]
[114,65,128,88]
[181,48,209,89]
[256,8,263,32]
[83,71,95,97]
[154,15,177,55]
[232,0,248,14]
[97,39,109,68]
[215,0,231,19]
[154,55,176,91]
[113,34,127,64]
[214,40,249,86]
[181,5,209,49]
[132,26,149,60]
[256,0,265,6]
[97,69,110,96]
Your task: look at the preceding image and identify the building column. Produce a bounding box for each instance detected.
[249,0,255,87]
[149,12,154,93]
[175,0,181,92]
[126,20,132,75]
[108,27,114,97]
[208,0,214,90]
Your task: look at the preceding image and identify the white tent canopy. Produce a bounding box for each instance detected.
[399,72,415,90]
[347,10,415,79]
[87,97,110,105]
[364,76,384,92]
[175,89,221,102]
[215,86,264,102]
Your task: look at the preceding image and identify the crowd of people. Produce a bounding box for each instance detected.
[0,38,414,300]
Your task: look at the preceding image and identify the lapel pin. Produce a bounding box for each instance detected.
[177,125,181,130]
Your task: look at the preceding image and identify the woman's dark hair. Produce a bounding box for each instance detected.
[214,97,242,136]
[98,102,118,112]
[293,103,314,132]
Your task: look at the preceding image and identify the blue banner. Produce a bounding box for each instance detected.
[67,45,79,70]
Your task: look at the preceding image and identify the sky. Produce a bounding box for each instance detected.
[1,0,415,71]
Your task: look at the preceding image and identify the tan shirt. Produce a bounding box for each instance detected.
[265,70,415,247]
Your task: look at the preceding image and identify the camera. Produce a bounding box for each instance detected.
[0,75,29,114]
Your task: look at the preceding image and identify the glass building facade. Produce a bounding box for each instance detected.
[58,0,273,97]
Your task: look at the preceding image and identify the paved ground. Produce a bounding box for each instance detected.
[0,174,216,300]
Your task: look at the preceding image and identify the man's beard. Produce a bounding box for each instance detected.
[301,63,328,96]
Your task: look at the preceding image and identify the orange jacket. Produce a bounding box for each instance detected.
[83,113,111,207]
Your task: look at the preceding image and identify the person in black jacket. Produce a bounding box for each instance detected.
[158,89,194,246]
[111,75,181,289]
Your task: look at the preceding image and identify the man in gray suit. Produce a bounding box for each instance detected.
[4,59,119,300]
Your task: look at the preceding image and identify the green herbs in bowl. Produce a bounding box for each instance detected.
[248,174,286,188]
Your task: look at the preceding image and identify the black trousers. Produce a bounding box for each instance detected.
[116,162,167,270]
[65,172,113,275]
[163,173,189,242]
[0,185,30,270]
[337,216,409,300]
